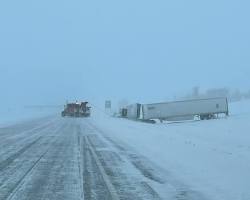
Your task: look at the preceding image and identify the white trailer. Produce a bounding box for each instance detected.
[142,98,229,121]
[126,103,141,119]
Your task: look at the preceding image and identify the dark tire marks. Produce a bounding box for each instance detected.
[0,136,43,171]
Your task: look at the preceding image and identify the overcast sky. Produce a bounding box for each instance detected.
[0,0,249,106]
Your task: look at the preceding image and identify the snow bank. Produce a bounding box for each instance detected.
[91,100,250,200]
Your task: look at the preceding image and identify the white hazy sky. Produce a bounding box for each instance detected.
[0,0,249,106]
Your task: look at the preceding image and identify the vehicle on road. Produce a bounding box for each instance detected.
[61,101,91,117]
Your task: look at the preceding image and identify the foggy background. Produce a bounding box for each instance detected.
[0,0,249,109]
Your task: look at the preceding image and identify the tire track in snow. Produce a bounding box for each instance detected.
[0,119,60,165]
[0,121,66,200]
[5,122,82,200]
[86,120,209,200]
[81,121,162,200]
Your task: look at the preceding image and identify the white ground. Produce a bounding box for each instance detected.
[0,100,249,200]
[91,100,250,200]
[0,107,59,127]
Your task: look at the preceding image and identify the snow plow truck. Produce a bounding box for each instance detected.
[61,102,91,117]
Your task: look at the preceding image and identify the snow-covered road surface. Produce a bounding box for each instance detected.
[0,116,208,200]
[1,100,250,200]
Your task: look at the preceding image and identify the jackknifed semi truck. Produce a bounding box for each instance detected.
[121,97,229,122]
[143,97,228,121]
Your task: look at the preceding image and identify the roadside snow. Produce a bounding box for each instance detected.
[0,107,59,127]
[91,100,250,200]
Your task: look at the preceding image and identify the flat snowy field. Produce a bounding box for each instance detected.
[91,100,250,200]
[0,107,59,127]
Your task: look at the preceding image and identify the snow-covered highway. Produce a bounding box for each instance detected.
[0,117,207,200]
[0,100,250,200]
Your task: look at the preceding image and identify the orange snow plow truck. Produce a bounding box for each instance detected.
[61,102,91,117]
